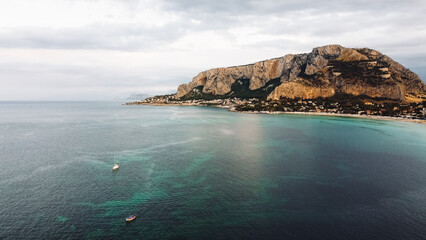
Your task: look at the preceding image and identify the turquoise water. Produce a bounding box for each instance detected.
[0,102,425,239]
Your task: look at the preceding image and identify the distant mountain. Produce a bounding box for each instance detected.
[177,45,426,102]
[127,93,151,100]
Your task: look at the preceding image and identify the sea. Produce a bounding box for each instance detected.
[0,101,425,240]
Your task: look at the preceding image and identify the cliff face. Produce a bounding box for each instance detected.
[177,45,426,102]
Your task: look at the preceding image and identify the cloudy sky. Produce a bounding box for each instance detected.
[1,0,425,101]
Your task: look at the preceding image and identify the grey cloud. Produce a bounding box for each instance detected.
[0,22,190,50]
[1,0,425,52]
[161,0,418,16]
[160,0,426,41]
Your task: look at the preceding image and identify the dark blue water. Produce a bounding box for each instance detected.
[0,102,425,239]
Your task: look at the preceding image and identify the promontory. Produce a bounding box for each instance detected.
[128,45,426,120]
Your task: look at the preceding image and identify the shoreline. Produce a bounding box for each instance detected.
[126,102,426,124]
[236,110,426,124]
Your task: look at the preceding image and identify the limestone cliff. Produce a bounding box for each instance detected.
[177,45,426,102]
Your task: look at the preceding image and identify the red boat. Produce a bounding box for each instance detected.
[126,215,136,222]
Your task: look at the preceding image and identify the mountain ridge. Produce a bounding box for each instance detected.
[177,45,426,102]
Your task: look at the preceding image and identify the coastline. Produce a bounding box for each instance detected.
[126,102,426,124]
[236,110,426,124]
[126,103,192,106]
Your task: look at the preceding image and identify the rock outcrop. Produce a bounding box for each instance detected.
[268,82,335,100]
[177,45,426,102]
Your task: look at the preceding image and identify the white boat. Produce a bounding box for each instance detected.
[113,163,119,171]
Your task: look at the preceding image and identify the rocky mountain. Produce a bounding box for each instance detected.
[177,45,426,102]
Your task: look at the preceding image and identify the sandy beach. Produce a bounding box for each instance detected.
[238,110,426,124]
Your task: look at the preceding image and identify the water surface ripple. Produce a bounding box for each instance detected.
[0,102,425,239]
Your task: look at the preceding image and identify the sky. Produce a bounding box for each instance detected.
[0,0,425,101]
